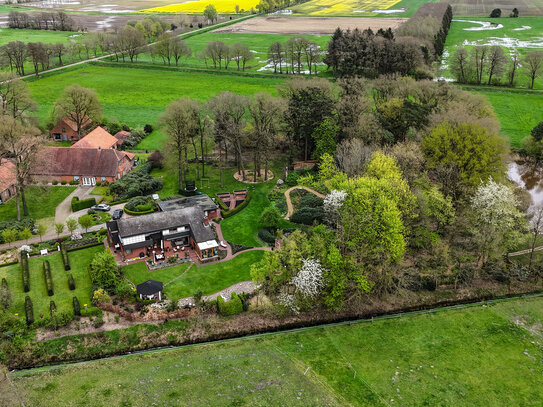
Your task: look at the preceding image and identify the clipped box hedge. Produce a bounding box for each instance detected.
[217,292,243,316]
[43,259,54,296]
[73,296,81,316]
[68,273,76,290]
[25,295,34,325]
[71,196,96,212]
[60,244,71,271]
[50,300,57,316]
[221,191,252,219]
[21,254,30,292]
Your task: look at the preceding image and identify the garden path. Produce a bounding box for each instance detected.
[283,186,325,220]
[54,186,93,224]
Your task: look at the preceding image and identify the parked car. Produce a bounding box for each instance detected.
[112,209,123,220]
[91,203,111,212]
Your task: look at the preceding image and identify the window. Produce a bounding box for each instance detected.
[62,128,66,132]
[101,177,106,182]
[126,249,132,254]
[74,176,80,181]
[121,235,145,245]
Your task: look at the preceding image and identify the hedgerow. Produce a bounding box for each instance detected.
[24,296,33,325]
[21,254,30,292]
[71,196,97,212]
[61,244,71,271]
[43,260,54,296]
[68,273,75,290]
[73,296,81,316]
[49,300,56,316]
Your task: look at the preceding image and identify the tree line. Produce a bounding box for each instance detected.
[267,36,322,75]
[450,47,543,89]
[8,11,76,31]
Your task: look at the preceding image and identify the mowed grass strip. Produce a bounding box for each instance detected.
[26,65,283,129]
[0,186,75,221]
[0,245,103,317]
[9,296,543,406]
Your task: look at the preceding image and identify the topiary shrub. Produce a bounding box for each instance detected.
[68,273,76,290]
[1,278,7,290]
[61,180,67,185]
[217,292,243,316]
[73,296,81,316]
[21,254,30,292]
[43,260,54,296]
[61,244,70,271]
[144,124,153,134]
[52,180,58,185]
[50,300,57,316]
[25,295,34,325]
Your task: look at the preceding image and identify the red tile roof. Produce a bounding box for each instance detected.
[59,116,92,132]
[72,127,118,150]
[0,159,16,192]
[32,147,133,177]
[114,130,131,141]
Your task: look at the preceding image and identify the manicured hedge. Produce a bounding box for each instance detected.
[43,260,54,296]
[61,244,71,271]
[217,292,243,316]
[0,259,19,268]
[68,273,76,290]
[222,191,252,219]
[66,241,104,252]
[49,300,57,316]
[24,295,34,325]
[124,207,156,216]
[73,296,81,316]
[1,277,8,290]
[71,196,97,212]
[21,254,30,292]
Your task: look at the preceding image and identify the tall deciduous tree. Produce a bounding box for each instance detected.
[0,116,44,220]
[53,84,102,138]
[203,4,218,23]
[0,72,36,119]
[524,51,543,89]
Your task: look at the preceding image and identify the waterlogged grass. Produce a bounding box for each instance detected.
[0,186,75,222]
[26,64,283,129]
[0,245,102,318]
[9,296,543,406]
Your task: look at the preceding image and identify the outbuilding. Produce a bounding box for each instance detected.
[136,280,164,301]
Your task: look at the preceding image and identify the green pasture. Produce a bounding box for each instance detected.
[0,186,75,222]
[442,17,543,89]
[9,295,543,406]
[121,32,330,74]
[26,64,283,130]
[0,28,84,47]
[0,245,102,318]
[471,87,543,148]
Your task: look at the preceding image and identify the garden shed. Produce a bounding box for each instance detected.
[136,280,164,301]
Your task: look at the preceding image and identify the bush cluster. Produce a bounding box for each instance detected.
[21,254,30,292]
[124,196,157,215]
[68,273,76,290]
[71,196,97,212]
[109,162,162,200]
[24,295,33,325]
[121,129,148,148]
[73,296,81,316]
[217,292,243,316]
[291,207,325,225]
[0,218,34,244]
[258,227,276,245]
[43,260,54,296]
[61,244,71,271]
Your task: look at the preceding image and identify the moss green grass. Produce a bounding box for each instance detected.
[9,295,543,406]
[0,245,102,318]
[0,186,75,221]
[0,28,85,46]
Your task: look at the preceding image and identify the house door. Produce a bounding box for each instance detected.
[63,134,67,141]
[82,177,96,186]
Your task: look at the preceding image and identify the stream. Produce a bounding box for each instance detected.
[508,161,543,208]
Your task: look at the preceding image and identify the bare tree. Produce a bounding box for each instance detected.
[170,37,191,66]
[53,84,102,138]
[119,26,146,63]
[51,42,66,66]
[0,72,36,119]
[471,46,488,85]
[267,41,284,74]
[524,51,543,89]
[0,116,44,220]
[486,46,508,85]
[508,49,521,86]
[450,47,469,83]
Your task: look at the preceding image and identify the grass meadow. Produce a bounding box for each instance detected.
[26,64,283,130]
[128,31,331,75]
[0,186,75,222]
[0,28,84,47]
[7,295,543,406]
[0,245,102,318]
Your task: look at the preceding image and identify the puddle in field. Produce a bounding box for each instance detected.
[508,161,543,209]
[453,19,503,31]
[462,37,543,49]
[513,25,531,31]
[353,10,367,13]
[373,8,405,13]
[96,16,117,29]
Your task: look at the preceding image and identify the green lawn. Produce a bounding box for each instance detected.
[0,245,102,318]
[9,295,543,406]
[120,32,330,74]
[163,250,265,299]
[471,88,543,148]
[0,186,75,221]
[123,261,191,286]
[26,64,284,130]
[0,28,85,47]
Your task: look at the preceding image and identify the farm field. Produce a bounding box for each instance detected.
[142,0,258,13]
[446,0,543,16]
[7,295,543,406]
[441,17,543,89]
[25,64,283,129]
[288,0,407,17]
[215,16,407,34]
[0,186,75,222]
[129,31,331,75]
[472,88,543,148]
[0,245,102,318]
[0,28,84,46]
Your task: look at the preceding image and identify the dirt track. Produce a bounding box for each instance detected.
[214,16,407,35]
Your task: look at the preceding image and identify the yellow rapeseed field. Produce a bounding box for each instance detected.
[291,0,401,16]
[141,0,259,14]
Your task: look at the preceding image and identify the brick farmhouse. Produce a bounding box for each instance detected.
[50,116,93,142]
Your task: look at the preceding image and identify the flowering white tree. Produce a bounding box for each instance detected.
[19,245,31,253]
[278,292,300,314]
[470,178,525,266]
[291,258,324,298]
[323,189,347,228]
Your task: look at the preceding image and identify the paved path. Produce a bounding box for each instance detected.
[178,280,257,307]
[508,246,543,257]
[283,186,326,220]
[54,186,93,224]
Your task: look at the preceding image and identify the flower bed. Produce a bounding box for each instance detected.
[146,257,191,271]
